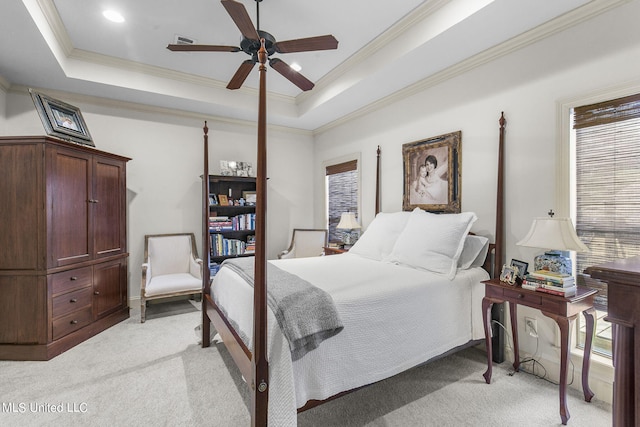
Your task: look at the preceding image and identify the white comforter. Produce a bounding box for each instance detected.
[211,253,489,426]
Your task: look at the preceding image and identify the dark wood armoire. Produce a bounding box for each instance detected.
[0,136,130,360]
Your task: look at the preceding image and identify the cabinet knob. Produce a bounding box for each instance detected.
[70,276,78,281]
[70,298,77,303]
[518,294,525,299]
[94,291,100,295]
[88,199,99,203]
[70,320,78,325]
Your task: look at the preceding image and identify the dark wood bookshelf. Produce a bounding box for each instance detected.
[208,175,256,269]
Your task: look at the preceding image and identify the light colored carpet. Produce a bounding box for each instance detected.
[0,302,612,426]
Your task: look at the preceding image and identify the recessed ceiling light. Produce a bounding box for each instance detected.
[290,62,302,72]
[103,10,125,23]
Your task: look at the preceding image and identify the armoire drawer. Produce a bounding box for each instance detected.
[52,307,93,340]
[52,286,93,318]
[51,267,93,295]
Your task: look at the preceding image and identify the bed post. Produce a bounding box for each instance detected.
[494,112,506,278]
[252,39,269,427]
[491,112,507,364]
[202,121,211,348]
[375,145,381,215]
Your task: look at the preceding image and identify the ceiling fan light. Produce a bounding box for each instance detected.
[102,10,125,23]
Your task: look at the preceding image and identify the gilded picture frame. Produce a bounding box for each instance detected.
[29,89,94,146]
[402,130,461,213]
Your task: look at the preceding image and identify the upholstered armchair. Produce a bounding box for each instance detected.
[141,233,202,323]
[278,228,328,259]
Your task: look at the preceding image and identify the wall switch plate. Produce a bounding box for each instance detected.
[525,317,538,338]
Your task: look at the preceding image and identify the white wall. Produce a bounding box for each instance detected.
[1,88,315,304]
[0,81,6,133]
[313,0,640,403]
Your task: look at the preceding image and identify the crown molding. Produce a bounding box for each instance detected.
[36,0,74,56]
[298,0,451,105]
[313,0,630,135]
[36,0,296,105]
[11,84,312,136]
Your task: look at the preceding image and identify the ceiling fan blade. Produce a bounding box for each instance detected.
[167,44,240,52]
[269,58,314,91]
[227,60,256,90]
[274,35,338,54]
[221,0,259,41]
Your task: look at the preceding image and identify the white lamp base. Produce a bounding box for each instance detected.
[341,230,359,246]
[534,251,572,275]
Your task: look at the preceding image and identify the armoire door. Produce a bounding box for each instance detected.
[93,156,126,258]
[93,259,127,318]
[47,147,92,267]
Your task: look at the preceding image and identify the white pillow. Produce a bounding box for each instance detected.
[457,235,490,270]
[385,208,477,279]
[348,211,411,261]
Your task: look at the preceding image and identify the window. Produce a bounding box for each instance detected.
[325,159,358,244]
[573,93,640,357]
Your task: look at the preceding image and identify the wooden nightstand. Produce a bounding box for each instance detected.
[323,246,348,256]
[481,278,597,425]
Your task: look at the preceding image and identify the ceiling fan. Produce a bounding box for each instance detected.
[167,0,338,91]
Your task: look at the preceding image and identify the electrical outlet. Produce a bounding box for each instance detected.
[525,317,538,338]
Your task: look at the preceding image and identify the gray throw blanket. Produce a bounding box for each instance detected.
[222,257,343,361]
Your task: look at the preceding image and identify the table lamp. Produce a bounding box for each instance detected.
[336,212,361,247]
[516,210,588,275]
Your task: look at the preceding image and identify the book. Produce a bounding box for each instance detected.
[536,285,577,297]
[529,270,575,281]
[526,271,575,287]
[531,269,572,279]
[521,281,539,291]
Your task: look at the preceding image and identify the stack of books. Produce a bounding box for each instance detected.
[522,270,576,297]
[232,213,256,231]
[210,214,256,232]
[245,235,256,254]
[210,233,247,257]
[209,216,233,231]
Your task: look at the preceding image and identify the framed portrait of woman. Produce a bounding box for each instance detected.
[402,130,461,213]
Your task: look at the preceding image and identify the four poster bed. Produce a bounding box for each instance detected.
[200,42,507,427]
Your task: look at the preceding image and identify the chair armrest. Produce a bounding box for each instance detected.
[278,249,295,259]
[141,262,151,291]
[190,256,203,280]
[278,242,295,259]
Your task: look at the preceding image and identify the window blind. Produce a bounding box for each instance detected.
[326,160,357,175]
[573,93,640,310]
[326,160,358,243]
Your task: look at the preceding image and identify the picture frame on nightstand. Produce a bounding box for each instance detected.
[510,259,528,279]
[500,264,518,285]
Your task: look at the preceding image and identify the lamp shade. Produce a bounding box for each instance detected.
[336,212,361,230]
[516,217,588,252]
